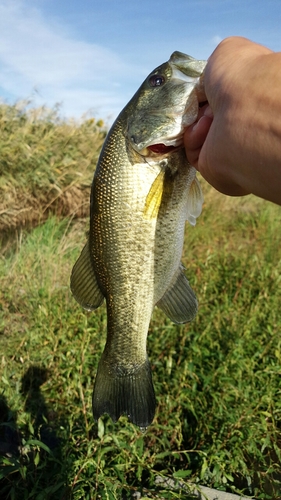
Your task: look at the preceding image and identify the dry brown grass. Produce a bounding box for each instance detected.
[0,101,106,234]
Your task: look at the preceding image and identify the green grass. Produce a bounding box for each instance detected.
[1,186,280,499]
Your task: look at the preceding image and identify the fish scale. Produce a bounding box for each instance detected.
[70,51,206,428]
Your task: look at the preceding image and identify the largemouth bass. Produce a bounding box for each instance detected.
[71,51,206,428]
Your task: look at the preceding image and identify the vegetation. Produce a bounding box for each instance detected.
[0,103,281,499]
[0,101,106,235]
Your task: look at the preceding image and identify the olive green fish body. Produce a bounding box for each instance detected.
[71,51,206,428]
[91,116,160,425]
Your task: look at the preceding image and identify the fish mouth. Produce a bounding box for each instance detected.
[144,102,208,157]
[137,134,184,157]
[147,143,179,155]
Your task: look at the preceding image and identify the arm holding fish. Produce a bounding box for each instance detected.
[184,36,281,206]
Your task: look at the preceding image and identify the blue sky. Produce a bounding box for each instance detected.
[0,0,280,123]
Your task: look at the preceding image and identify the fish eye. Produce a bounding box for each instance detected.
[149,74,165,87]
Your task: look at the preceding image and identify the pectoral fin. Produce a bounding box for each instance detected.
[186,176,203,226]
[70,241,104,311]
[143,170,165,219]
[157,265,198,323]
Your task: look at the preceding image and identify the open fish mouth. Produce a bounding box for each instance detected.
[141,135,184,157]
[145,100,208,156]
[138,140,183,158]
[147,143,180,155]
[139,141,183,158]
[147,143,178,154]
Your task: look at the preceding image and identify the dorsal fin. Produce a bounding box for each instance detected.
[70,241,104,311]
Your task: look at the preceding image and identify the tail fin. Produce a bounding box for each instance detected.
[92,356,156,428]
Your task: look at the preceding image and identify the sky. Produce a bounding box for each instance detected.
[0,0,280,124]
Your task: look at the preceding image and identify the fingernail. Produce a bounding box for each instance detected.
[203,105,213,118]
[192,118,202,132]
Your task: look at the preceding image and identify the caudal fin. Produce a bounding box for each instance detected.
[92,356,156,428]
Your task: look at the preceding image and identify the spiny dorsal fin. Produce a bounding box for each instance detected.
[186,176,203,226]
[156,265,198,323]
[70,241,104,311]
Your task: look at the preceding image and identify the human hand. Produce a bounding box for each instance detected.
[184,37,281,204]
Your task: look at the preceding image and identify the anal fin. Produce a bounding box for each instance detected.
[157,265,198,323]
[70,241,104,311]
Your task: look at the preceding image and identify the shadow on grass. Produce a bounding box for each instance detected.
[21,366,61,451]
[0,365,72,500]
[0,395,21,458]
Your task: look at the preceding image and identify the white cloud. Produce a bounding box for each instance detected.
[0,0,135,119]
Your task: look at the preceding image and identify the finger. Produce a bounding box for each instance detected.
[184,113,213,167]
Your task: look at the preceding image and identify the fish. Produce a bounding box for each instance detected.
[70,51,206,429]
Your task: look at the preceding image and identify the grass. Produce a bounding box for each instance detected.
[1,192,280,499]
[0,101,106,235]
[0,103,281,499]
